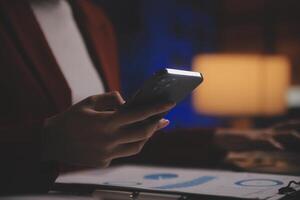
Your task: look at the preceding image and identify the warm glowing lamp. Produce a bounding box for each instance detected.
[192,54,290,117]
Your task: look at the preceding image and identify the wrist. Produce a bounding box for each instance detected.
[42,116,60,162]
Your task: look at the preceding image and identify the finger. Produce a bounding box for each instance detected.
[268,137,284,150]
[291,130,300,139]
[110,140,147,159]
[272,120,300,131]
[273,131,300,152]
[156,118,170,130]
[115,119,169,144]
[83,92,125,111]
[94,91,125,111]
[114,102,175,125]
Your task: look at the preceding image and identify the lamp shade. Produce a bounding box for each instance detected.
[192,54,290,116]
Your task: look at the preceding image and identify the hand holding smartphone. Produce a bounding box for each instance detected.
[121,68,203,121]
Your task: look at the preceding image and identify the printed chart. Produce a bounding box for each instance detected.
[57,165,299,200]
[235,179,284,187]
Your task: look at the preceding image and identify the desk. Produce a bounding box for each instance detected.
[0,194,94,200]
[1,192,300,200]
[2,155,300,200]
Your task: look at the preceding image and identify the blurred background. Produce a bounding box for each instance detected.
[95,0,300,130]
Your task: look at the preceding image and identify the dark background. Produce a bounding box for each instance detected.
[94,0,300,129]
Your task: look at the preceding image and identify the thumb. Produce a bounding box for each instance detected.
[94,91,125,111]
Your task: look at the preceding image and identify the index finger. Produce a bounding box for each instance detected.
[113,102,175,125]
[273,131,300,152]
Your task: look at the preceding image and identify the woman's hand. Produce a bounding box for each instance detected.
[269,120,300,152]
[215,120,300,152]
[43,91,175,167]
[214,129,282,151]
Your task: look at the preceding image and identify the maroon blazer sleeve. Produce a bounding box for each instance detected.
[0,0,120,194]
[0,9,59,194]
[0,120,59,194]
[0,55,59,194]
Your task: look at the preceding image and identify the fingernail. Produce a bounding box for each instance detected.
[158,119,170,129]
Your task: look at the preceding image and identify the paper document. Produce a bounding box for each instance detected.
[57,165,300,200]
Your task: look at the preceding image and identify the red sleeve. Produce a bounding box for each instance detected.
[0,10,59,194]
[0,119,59,194]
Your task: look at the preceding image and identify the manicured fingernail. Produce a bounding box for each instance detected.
[159,119,170,129]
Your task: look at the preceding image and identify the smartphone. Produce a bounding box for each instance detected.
[121,68,203,120]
